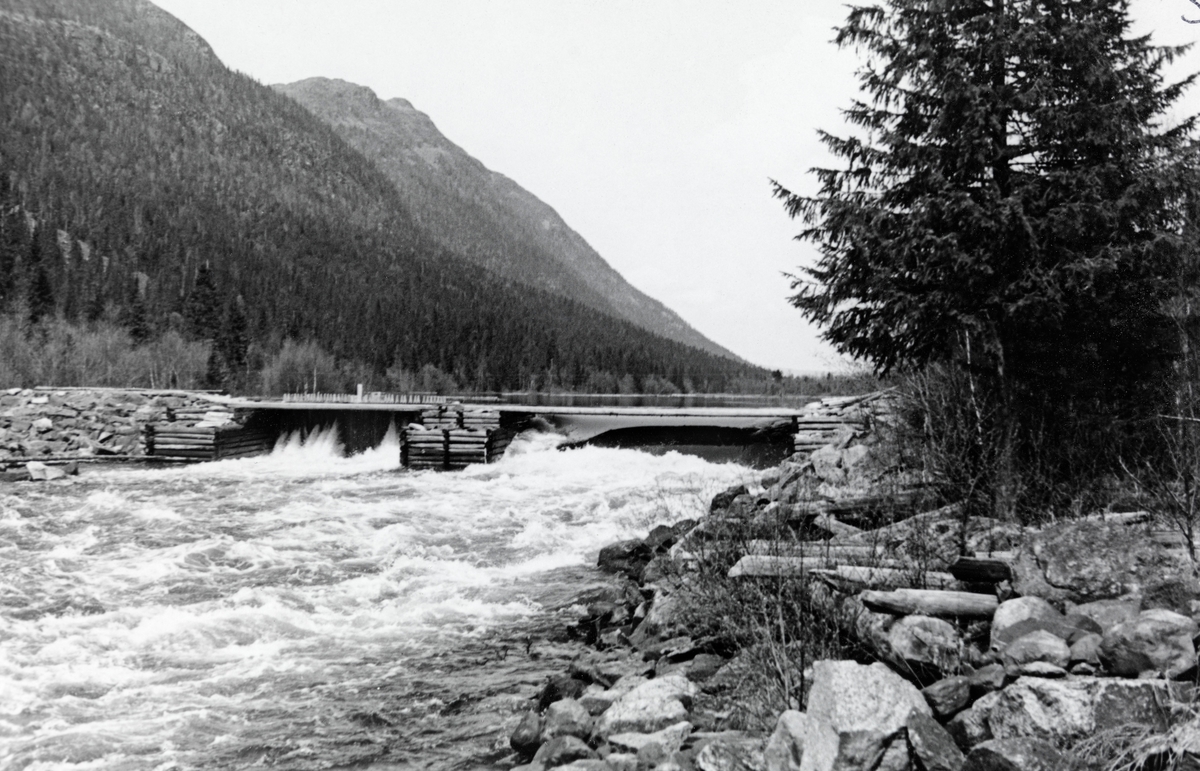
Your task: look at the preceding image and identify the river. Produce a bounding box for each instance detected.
[0,427,751,770]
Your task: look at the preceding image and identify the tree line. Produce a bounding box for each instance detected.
[0,0,769,395]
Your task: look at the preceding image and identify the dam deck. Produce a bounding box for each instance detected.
[145,394,882,469]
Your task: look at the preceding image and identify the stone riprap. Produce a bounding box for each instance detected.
[0,387,229,471]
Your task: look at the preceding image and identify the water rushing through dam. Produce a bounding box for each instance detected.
[0,427,752,770]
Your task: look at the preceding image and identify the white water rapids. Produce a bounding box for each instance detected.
[0,427,752,770]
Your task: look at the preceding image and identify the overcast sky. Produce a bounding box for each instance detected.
[151,0,1200,373]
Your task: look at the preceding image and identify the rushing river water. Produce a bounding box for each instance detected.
[0,427,752,770]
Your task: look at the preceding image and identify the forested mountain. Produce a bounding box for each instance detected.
[0,0,763,392]
[273,77,740,362]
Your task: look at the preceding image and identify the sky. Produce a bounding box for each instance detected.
[152,0,1200,374]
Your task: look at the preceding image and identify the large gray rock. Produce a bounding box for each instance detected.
[597,539,652,580]
[1099,608,1198,678]
[510,710,542,755]
[946,692,998,752]
[606,720,692,755]
[987,676,1172,743]
[532,735,597,766]
[886,615,963,680]
[541,698,592,742]
[1011,520,1194,604]
[906,709,965,771]
[922,676,970,718]
[990,597,1061,651]
[593,675,696,738]
[764,710,806,771]
[694,734,766,771]
[800,660,930,771]
[1066,596,1141,633]
[963,738,1065,771]
[810,445,846,485]
[1000,630,1070,675]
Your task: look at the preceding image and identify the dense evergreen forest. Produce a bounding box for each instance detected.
[0,0,767,394]
[274,77,739,361]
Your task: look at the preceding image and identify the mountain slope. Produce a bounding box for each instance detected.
[273,77,740,362]
[0,0,761,391]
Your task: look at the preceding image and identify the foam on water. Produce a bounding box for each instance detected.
[0,426,754,769]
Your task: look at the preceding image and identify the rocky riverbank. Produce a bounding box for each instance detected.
[518,393,1200,771]
[0,386,229,476]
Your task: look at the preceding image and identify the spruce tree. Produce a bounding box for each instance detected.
[775,0,1198,513]
[183,263,221,341]
[26,233,55,323]
[783,11,1193,390]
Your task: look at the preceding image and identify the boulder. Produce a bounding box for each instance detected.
[510,710,542,755]
[962,738,1066,771]
[764,710,806,771]
[1066,596,1141,633]
[799,660,930,771]
[1099,608,1198,678]
[885,614,963,681]
[631,593,683,646]
[967,665,1006,698]
[532,735,597,767]
[645,524,677,552]
[906,709,965,771]
[603,754,638,771]
[991,616,1088,653]
[597,539,653,581]
[922,676,970,719]
[1068,633,1102,668]
[607,720,692,756]
[537,675,588,711]
[593,675,696,738]
[1000,630,1070,675]
[694,734,766,771]
[1062,613,1104,639]
[686,653,726,683]
[541,698,592,742]
[987,676,1172,743]
[1011,520,1193,604]
[945,692,998,752]
[990,597,1061,651]
[810,445,846,485]
[710,485,748,513]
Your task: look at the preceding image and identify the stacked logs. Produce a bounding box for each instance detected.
[144,412,272,461]
[401,406,514,469]
[792,391,895,455]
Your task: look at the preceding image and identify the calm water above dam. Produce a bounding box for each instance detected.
[0,428,751,770]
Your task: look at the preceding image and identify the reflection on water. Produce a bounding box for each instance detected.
[0,427,751,770]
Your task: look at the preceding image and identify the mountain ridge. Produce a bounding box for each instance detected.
[0,0,762,393]
[273,76,741,362]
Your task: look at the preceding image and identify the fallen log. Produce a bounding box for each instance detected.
[742,541,886,562]
[860,588,998,618]
[811,566,960,591]
[813,513,863,538]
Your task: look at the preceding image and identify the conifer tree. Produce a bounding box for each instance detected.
[776,0,1197,424]
[775,0,1200,514]
[26,233,55,323]
[183,263,221,341]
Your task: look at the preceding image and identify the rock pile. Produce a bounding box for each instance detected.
[0,387,229,473]
[549,390,1200,771]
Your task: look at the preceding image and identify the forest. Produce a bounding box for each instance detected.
[0,0,773,395]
